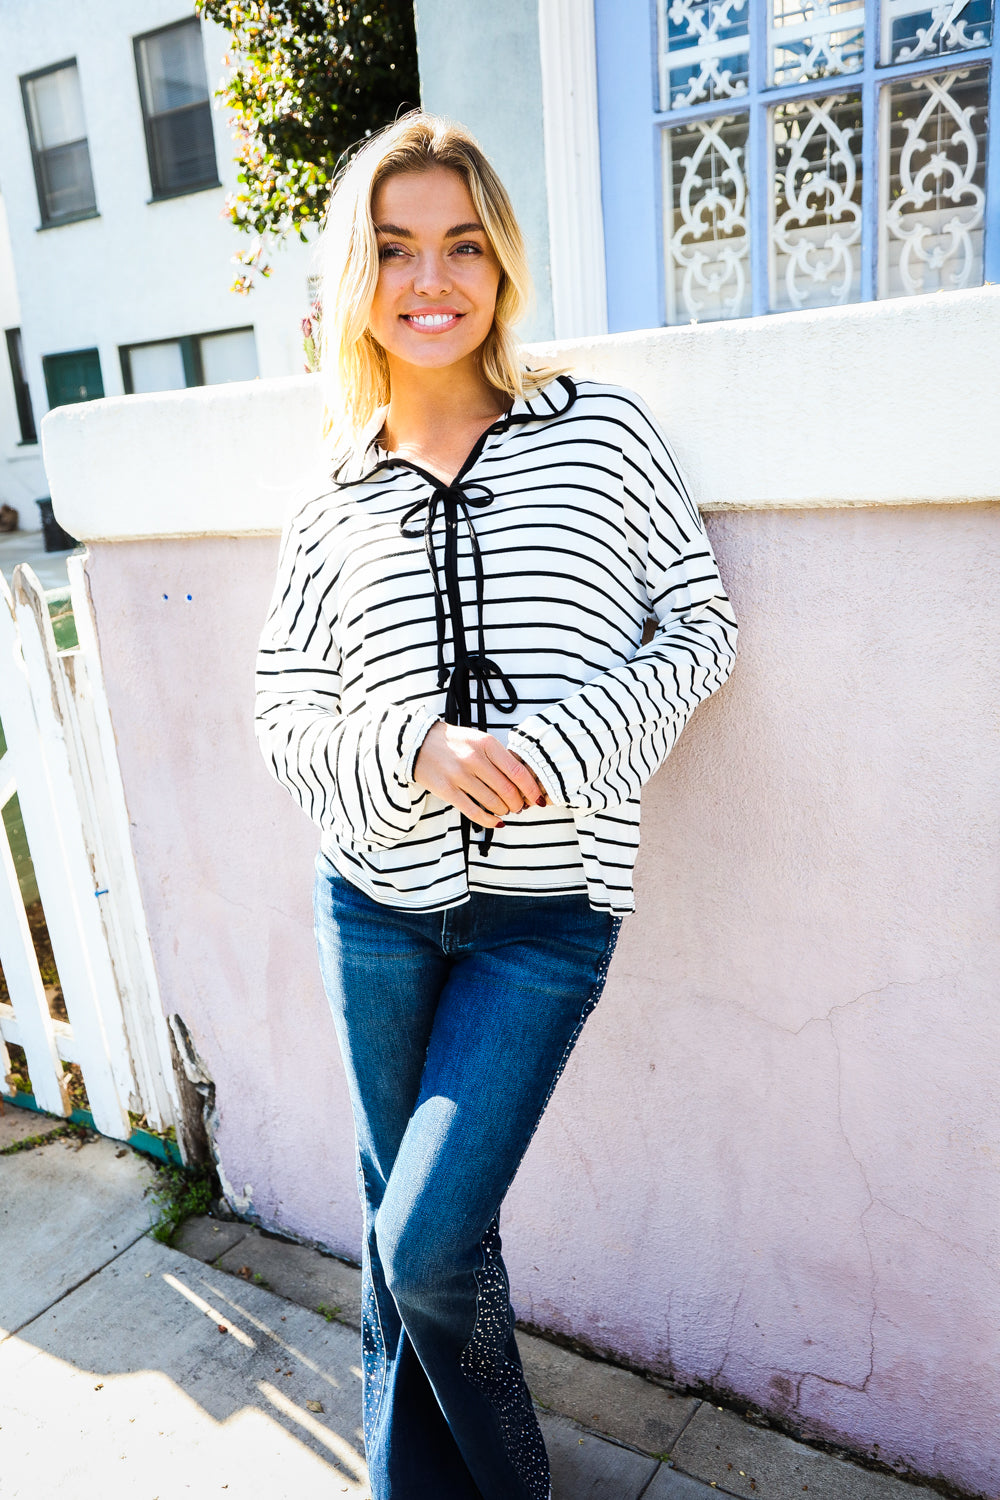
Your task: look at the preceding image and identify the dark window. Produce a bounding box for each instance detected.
[5,329,37,444]
[134,18,219,199]
[21,60,97,227]
[43,348,104,411]
[120,327,258,394]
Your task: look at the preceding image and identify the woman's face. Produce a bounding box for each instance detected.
[368,166,502,376]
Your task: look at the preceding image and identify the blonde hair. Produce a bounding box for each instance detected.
[317,111,562,444]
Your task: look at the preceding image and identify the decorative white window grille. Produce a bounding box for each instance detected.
[880,65,988,293]
[657,0,751,107]
[663,115,752,319]
[769,0,867,85]
[880,0,993,63]
[771,93,864,308]
[601,0,997,330]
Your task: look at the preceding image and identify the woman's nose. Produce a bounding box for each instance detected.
[412,253,451,296]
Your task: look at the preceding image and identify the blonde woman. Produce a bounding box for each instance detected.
[255,112,737,1500]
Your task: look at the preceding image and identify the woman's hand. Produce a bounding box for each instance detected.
[414,722,548,827]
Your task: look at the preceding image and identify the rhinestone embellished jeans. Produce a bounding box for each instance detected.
[313,854,621,1500]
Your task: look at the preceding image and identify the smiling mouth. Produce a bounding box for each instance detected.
[401,312,464,331]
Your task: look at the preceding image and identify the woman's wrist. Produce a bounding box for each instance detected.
[413,722,547,825]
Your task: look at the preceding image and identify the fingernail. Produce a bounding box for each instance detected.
[496,820,506,829]
[535,796,546,807]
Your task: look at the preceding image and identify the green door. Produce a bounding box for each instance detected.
[43,347,104,409]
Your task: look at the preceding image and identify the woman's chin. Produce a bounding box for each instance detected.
[385,339,487,375]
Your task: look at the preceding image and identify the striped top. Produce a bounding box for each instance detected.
[255,374,737,914]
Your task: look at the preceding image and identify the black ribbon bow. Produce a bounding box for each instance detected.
[398,473,520,856]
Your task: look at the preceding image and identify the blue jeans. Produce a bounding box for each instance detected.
[313,854,621,1500]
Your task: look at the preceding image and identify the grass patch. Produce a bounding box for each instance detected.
[147,1161,216,1245]
[4,1042,32,1097]
[0,1121,90,1155]
[47,592,78,652]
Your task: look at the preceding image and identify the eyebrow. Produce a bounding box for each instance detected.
[374,221,486,238]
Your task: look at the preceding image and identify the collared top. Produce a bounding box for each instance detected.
[254,374,738,914]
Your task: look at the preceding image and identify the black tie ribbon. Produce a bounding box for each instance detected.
[398,475,520,856]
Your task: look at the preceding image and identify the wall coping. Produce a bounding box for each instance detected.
[41,285,1000,542]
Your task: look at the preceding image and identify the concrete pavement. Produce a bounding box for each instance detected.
[1,1104,943,1500]
[0,526,76,592]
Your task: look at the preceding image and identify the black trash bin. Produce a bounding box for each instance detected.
[36,498,78,553]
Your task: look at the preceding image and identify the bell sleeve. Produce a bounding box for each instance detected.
[254,517,438,849]
[506,397,737,812]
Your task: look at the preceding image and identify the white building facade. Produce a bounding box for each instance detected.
[0,0,315,527]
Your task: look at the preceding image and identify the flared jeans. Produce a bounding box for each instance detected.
[313,853,621,1500]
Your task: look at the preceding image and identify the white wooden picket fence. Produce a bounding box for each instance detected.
[0,556,180,1146]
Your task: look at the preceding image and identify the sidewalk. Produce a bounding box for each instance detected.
[0,1106,941,1500]
[0,527,77,593]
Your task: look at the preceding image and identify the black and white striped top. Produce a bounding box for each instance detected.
[255,375,737,914]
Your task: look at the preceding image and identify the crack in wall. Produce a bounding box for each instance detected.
[707,1010,884,1406]
[868,1195,996,1274]
[828,1014,877,1394]
[168,1012,253,1215]
[703,971,954,1041]
[205,889,303,925]
[675,970,986,1432]
[712,1273,748,1384]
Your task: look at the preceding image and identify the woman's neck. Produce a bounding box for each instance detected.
[379,353,511,481]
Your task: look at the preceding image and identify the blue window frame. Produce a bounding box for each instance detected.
[595,0,999,330]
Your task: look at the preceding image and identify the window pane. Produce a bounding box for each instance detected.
[149,102,217,193]
[37,139,96,220]
[25,64,85,149]
[128,341,187,394]
[657,0,750,110]
[200,329,258,385]
[880,66,988,297]
[769,0,866,86]
[24,63,96,222]
[880,0,992,63]
[138,22,210,113]
[663,115,751,323]
[771,93,863,310]
[137,22,217,195]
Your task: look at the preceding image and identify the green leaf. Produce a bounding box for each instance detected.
[195,0,420,290]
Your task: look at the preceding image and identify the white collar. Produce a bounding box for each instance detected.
[330,373,578,487]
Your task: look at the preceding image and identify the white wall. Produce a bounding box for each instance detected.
[43,286,1000,540]
[0,0,315,450]
[413,0,555,342]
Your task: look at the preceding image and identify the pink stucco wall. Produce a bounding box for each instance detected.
[82,501,1000,1496]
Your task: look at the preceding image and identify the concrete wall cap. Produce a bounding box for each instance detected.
[41,285,1000,542]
